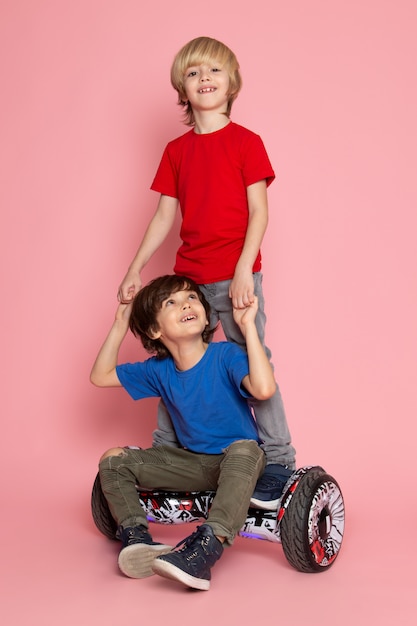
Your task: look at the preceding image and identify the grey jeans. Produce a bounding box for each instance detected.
[99,440,266,545]
[153,273,296,468]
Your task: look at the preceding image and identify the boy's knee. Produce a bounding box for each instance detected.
[228,439,264,459]
[224,439,266,473]
[99,447,127,464]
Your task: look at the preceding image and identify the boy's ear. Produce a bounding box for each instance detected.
[147,326,162,340]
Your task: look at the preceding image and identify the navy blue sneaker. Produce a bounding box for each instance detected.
[250,464,293,510]
[152,524,224,590]
[117,525,172,578]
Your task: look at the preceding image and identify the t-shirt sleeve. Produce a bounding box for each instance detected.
[116,360,161,400]
[150,144,178,198]
[242,133,275,188]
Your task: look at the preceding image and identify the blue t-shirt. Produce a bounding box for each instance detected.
[116,341,260,454]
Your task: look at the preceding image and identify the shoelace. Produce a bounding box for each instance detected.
[125,527,149,545]
[172,526,204,553]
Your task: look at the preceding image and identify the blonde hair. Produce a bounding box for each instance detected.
[170,37,242,126]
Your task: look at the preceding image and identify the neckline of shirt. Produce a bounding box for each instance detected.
[192,120,233,137]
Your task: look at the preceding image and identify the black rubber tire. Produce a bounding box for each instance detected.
[280,468,345,573]
[91,472,118,540]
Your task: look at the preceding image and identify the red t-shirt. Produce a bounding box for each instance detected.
[151,121,275,284]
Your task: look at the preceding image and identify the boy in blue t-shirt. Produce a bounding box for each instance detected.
[91,274,276,590]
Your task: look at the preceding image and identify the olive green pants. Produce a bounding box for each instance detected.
[99,439,265,545]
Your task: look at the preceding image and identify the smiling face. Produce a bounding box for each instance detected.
[152,289,209,343]
[129,274,215,358]
[170,37,242,126]
[183,62,231,115]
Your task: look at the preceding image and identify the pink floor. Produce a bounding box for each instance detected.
[3,450,416,625]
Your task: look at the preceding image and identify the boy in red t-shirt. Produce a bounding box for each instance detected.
[118,36,296,509]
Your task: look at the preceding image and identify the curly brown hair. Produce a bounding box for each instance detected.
[129,275,217,358]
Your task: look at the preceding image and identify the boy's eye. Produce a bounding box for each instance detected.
[211,68,221,72]
[186,70,197,77]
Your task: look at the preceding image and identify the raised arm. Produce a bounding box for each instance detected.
[90,302,132,387]
[118,194,178,303]
[229,180,268,309]
[232,296,276,400]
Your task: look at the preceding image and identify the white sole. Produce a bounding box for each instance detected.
[118,543,172,579]
[152,558,210,591]
[249,496,280,511]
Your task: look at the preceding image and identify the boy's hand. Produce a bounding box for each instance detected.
[115,301,133,324]
[232,296,258,335]
[229,267,255,309]
[118,269,142,303]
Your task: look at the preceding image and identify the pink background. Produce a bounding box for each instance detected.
[1,1,416,624]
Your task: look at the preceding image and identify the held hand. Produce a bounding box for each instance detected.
[229,268,255,309]
[117,269,142,304]
[233,295,276,400]
[232,296,259,334]
[115,300,133,324]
